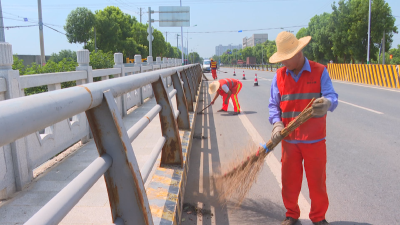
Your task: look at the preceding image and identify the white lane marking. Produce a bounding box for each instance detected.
[229,102,313,225]
[199,152,203,194]
[210,205,216,224]
[339,100,384,114]
[209,153,214,197]
[197,202,203,224]
[333,80,400,93]
[208,128,211,150]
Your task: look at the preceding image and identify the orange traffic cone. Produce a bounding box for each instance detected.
[254,73,259,86]
[242,71,246,80]
[233,68,236,76]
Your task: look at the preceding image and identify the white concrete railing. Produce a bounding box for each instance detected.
[0,41,182,200]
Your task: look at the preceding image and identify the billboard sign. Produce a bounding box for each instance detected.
[159,6,190,27]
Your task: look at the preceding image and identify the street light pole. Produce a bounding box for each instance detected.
[262,45,264,65]
[0,0,5,42]
[367,0,371,64]
[180,0,184,65]
[37,0,46,66]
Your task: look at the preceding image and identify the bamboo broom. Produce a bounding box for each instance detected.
[215,98,318,206]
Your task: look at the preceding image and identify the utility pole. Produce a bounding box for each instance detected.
[148,7,153,57]
[180,0,184,65]
[140,8,142,23]
[94,27,97,53]
[37,0,46,66]
[262,45,264,65]
[0,0,5,42]
[367,0,371,64]
[176,34,179,49]
[382,31,386,64]
[165,32,167,42]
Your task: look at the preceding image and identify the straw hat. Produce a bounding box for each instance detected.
[269,31,311,63]
[208,81,220,94]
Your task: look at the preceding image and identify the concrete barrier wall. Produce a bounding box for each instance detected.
[328,64,400,89]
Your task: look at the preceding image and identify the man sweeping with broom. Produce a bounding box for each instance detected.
[267,31,338,225]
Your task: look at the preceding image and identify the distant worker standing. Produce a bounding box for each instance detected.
[209,78,242,115]
[210,58,218,80]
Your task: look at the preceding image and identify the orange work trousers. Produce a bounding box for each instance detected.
[211,69,217,80]
[220,83,242,112]
[281,140,329,222]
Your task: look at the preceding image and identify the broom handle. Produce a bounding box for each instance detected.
[199,103,212,113]
[223,99,319,177]
[263,98,318,152]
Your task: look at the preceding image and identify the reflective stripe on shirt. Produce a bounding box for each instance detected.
[281,93,321,102]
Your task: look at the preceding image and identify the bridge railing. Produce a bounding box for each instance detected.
[0,43,201,225]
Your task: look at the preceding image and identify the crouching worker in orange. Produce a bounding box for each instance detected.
[209,78,242,115]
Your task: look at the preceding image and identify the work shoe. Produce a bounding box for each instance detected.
[217,109,226,112]
[232,111,240,115]
[313,219,329,225]
[281,217,298,225]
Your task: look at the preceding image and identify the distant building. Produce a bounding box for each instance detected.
[215,44,242,56]
[178,46,188,55]
[243,33,268,48]
[15,55,51,67]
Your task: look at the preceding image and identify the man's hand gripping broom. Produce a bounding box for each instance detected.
[215,98,319,205]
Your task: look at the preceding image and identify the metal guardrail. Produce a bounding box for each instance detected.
[0,43,203,225]
[5,64,203,225]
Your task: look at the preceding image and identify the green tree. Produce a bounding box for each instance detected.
[264,40,277,63]
[95,6,136,53]
[49,50,77,63]
[64,7,96,47]
[89,50,114,70]
[388,45,400,64]
[188,52,201,63]
[152,28,166,57]
[12,55,25,74]
[306,13,334,64]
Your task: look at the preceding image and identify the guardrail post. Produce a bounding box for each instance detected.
[114,53,126,117]
[190,66,199,97]
[196,64,202,88]
[187,67,197,102]
[76,50,93,84]
[152,76,183,166]
[180,69,194,112]
[76,49,93,142]
[134,54,144,105]
[163,57,168,86]
[0,42,31,197]
[171,71,190,130]
[85,90,153,225]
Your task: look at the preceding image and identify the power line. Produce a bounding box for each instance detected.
[163,25,307,34]
[44,24,66,35]
[1,14,63,27]
[0,24,38,29]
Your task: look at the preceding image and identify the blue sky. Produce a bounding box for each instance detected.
[2,0,400,59]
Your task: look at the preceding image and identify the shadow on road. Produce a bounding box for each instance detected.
[225,198,286,224]
[329,222,373,225]
[182,82,230,224]
[219,111,258,116]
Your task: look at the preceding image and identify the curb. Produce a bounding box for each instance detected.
[147,79,202,225]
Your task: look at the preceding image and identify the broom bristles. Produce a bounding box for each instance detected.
[215,98,318,206]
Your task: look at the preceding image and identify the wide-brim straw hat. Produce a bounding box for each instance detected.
[269,31,311,63]
[208,81,220,94]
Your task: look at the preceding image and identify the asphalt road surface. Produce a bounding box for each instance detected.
[182,67,400,225]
